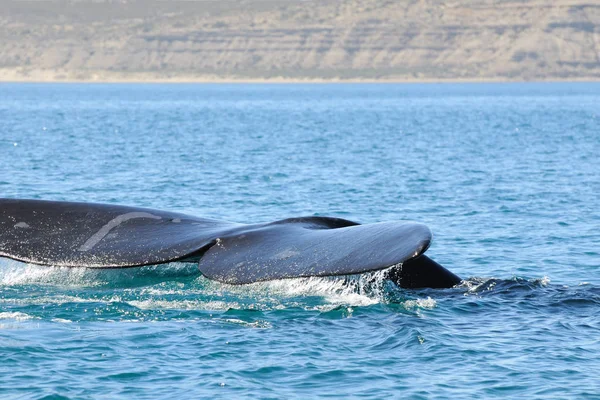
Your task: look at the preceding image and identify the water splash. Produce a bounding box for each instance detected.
[0,260,416,315]
[0,259,200,287]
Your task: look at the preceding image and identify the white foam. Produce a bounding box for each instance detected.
[209,270,394,309]
[0,294,101,306]
[403,297,437,310]
[51,318,72,323]
[0,261,102,286]
[0,311,35,321]
[221,318,271,328]
[0,260,199,287]
[128,299,236,311]
[124,271,393,312]
[460,277,496,294]
[538,276,550,286]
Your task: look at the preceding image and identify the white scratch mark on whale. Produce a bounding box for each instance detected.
[78,212,161,252]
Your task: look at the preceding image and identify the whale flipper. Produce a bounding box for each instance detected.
[0,198,460,288]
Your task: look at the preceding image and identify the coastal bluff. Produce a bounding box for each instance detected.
[1,0,599,81]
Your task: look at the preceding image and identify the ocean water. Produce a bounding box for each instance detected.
[0,83,599,399]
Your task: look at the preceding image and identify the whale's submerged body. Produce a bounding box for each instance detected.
[0,198,460,288]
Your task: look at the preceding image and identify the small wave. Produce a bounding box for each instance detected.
[459,276,551,295]
[452,276,600,310]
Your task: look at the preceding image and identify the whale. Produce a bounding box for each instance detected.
[0,198,461,288]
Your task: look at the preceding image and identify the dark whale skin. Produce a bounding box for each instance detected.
[0,198,460,288]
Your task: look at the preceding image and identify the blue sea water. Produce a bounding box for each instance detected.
[0,83,599,399]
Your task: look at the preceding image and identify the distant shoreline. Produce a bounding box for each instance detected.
[1,74,598,84]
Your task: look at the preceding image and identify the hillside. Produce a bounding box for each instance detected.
[1,0,599,81]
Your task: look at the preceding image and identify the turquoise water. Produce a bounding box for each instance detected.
[1,83,599,398]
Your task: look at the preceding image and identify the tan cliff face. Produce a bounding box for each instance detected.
[1,0,599,81]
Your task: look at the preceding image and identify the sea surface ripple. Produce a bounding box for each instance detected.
[0,83,599,399]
